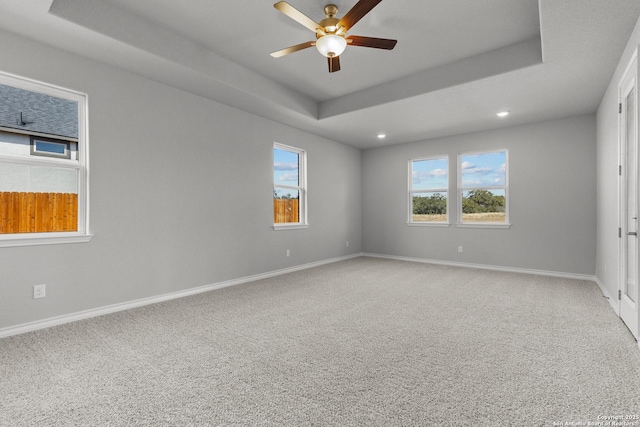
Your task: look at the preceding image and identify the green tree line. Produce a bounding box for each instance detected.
[413,190,505,214]
[413,193,446,215]
[274,190,299,199]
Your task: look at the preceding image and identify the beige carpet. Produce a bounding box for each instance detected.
[1,257,639,426]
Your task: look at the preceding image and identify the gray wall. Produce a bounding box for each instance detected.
[596,16,640,302]
[362,115,597,275]
[0,30,362,330]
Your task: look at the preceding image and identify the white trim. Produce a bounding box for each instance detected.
[618,48,639,339]
[273,142,307,227]
[272,224,309,231]
[456,223,511,229]
[406,222,451,228]
[361,252,597,281]
[0,253,360,339]
[0,69,87,101]
[0,252,622,340]
[408,156,450,224]
[0,233,92,248]
[457,149,509,226]
[594,276,619,314]
[618,48,637,316]
[0,70,90,245]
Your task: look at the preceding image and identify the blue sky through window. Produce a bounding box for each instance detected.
[412,158,448,190]
[274,148,299,186]
[461,151,506,187]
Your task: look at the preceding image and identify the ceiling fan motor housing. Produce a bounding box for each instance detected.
[318,18,340,35]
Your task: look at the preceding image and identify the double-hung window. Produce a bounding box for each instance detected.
[409,156,449,225]
[273,143,307,229]
[458,150,508,226]
[0,72,90,247]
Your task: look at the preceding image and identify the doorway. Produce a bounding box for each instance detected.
[619,50,639,340]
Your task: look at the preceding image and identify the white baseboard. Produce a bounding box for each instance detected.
[0,252,619,340]
[0,253,361,339]
[361,252,598,281]
[593,276,619,315]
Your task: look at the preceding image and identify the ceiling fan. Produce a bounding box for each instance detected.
[270,0,397,73]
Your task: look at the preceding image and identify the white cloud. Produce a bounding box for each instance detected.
[279,172,298,182]
[274,162,298,171]
[461,161,491,175]
[461,161,474,170]
[462,166,492,175]
[412,168,447,183]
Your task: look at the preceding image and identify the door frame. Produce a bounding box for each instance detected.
[618,47,639,341]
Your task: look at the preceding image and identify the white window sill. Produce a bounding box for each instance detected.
[406,222,451,228]
[272,224,309,231]
[0,232,93,248]
[456,223,511,229]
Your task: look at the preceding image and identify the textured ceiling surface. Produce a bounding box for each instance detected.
[0,0,639,148]
[100,0,541,101]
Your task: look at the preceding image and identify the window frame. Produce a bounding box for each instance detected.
[0,70,91,247]
[407,155,450,227]
[273,142,308,230]
[30,135,72,159]
[457,149,510,229]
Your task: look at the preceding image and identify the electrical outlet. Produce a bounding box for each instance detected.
[286,249,290,257]
[33,284,46,299]
[458,246,463,253]
[346,241,350,247]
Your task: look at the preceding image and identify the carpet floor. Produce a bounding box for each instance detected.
[1,257,639,426]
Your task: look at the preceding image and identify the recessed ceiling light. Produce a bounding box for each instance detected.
[497,111,510,117]
[377,133,386,139]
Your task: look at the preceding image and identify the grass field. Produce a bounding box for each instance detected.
[412,212,506,223]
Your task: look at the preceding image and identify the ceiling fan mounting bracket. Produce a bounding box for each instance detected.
[324,4,339,18]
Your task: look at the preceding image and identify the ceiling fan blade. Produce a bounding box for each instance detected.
[347,35,397,50]
[328,56,341,73]
[337,0,384,32]
[274,2,322,33]
[270,41,315,58]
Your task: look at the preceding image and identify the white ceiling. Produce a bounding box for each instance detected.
[0,0,639,149]
[102,0,541,101]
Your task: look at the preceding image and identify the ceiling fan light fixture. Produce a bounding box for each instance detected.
[272,1,397,72]
[316,34,347,58]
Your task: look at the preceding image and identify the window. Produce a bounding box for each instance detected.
[458,150,508,226]
[31,136,72,159]
[273,143,307,229]
[409,156,449,225]
[0,72,90,247]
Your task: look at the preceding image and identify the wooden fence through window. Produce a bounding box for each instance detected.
[0,192,78,233]
[274,198,299,223]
